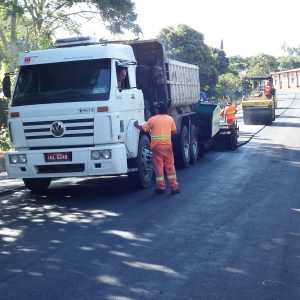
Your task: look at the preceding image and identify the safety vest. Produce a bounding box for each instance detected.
[142,114,176,149]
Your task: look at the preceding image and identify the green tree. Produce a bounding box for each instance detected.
[228,55,249,76]
[211,47,229,75]
[0,96,9,126]
[246,54,278,77]
[157,24,218,96]
[216,73,241,100]
[0,0,141,69]
[0,125,11,151]
[276,55,300,71]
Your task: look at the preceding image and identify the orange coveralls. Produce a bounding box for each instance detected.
[220,105,237,124]
[142,114,179,191]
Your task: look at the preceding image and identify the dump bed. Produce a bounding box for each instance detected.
[128,40,200,109]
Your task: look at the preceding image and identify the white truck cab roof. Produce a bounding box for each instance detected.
[19,43,136,66]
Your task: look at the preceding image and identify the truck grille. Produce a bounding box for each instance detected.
[23,118,94,140]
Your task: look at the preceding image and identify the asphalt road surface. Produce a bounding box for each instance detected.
[0,92,300,300]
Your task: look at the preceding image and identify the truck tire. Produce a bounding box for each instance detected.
[128,134,153,189]
[175,125,190,168]
[23,178,51,192]
[190,124,199,164]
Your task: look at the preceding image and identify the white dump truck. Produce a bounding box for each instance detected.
[2,37,236,192]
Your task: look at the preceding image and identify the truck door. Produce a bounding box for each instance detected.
[115,65,144,116]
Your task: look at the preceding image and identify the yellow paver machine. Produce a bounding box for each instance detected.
[241,76,277,125]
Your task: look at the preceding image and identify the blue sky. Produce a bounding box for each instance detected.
[78,0,300,57]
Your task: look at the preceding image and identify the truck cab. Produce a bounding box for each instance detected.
[3,36,152,191]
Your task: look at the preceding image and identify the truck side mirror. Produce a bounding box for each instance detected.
[136,65,148,90]
[3,74,11,98]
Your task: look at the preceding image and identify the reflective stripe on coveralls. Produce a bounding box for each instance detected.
[142,115,175,149]
[152,144,178,190]
[151,135,171,139]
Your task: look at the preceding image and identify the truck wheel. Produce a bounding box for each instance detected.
[128,135,153,189]
[190,124,199,164]
[176,125,190,168]
[23,178,51,192]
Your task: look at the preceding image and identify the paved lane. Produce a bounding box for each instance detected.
[0,92,300,300]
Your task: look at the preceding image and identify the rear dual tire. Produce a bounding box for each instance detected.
[175,124,199,168]
[190,124,199,164]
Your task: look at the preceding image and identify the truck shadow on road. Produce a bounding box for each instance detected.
[28,176,148,202]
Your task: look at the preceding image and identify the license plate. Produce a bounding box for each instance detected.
[44,152,72,162]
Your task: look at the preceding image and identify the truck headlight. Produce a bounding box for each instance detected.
[101,150,111,159]
[91,150,101,160]
[19,154,27,163]
[91,150,112,160]
[9,154,27,164]
[9,155,19,164]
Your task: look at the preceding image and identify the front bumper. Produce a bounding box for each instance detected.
[5,144,128,179]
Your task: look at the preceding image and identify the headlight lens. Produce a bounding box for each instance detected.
[91,150,101,160]
[9,155,18,164]
[19,154,27,163]
[101,150,111,159]
[9,154,27,164]
[91,150,112,160]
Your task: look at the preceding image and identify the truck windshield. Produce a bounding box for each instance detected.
[12,59,111,106]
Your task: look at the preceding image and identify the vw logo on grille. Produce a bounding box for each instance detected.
[50,121,65,137]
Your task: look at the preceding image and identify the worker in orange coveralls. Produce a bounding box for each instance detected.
[134,101,180,195]
[220,101,238,124]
